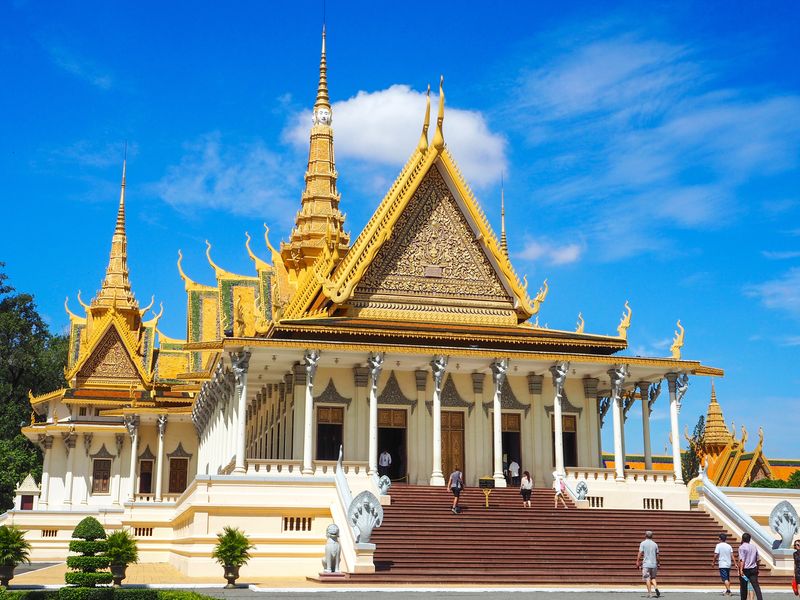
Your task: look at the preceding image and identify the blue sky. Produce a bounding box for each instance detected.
[1,1,798,458]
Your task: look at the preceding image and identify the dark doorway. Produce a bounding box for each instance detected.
[552,414,578,468]
[378,408,407,481]
[316,406,344,460]
[502,431,522,470]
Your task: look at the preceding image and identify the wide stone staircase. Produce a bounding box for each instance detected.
[345,484,792,586]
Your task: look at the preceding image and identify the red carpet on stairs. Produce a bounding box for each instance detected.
[344,484,793,586]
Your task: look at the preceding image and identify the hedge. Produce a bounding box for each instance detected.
[111,591,157,600]
[0,591,213,600]
[66,557,111,572]
[68,541,108,556]
[58,589,113,600]
[63,573,114,587]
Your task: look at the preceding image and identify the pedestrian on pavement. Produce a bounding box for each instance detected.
[792,539,799,595]
[520,470,533,508]
[713,532,734,596]
[378,449,392,478]
[636,530,660,598]
[509,459,521,486]
[737,532,763,600]
[447,467,464,514]
[552,472,568,509]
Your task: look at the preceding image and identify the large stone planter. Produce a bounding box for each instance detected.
[110,564,128,587]
[223,565,239,588]
[0,564,15,588]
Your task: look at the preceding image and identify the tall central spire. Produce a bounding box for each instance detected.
[281,25,349,282]
[93,156,138,311]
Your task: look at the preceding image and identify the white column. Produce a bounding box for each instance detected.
[125,416,139,501]
[550,362,569,478]
[491,359,508,487]
[639,381,658,470]
[302,350,320,475]
[62,432,77,505]
[38,435,53,509]
[367,353,384,476]
[429,355,448,486]
[82,433,93,504]
[231,351,251,474]
[155,415,167,501]
[666,372,688,484]
[113,434,124,505]
[608,365,629,482]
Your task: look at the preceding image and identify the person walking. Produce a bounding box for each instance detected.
[520,470,533,508]
[636,530,660,598]
[447,467,464,514]
[713,532,734,596]
[792,539,799,596]
[508,459,521,487]
[378,449,392,478]
[737,532,763,600]
[552,472,568,509]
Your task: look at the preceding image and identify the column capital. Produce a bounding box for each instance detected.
[37,433,53,451]
[123,415,140,439]
[471,372,485,395]
[647,381,662,410]
[550,361,569,396]
[490,358,509,386]
[607,364,629,399]
[583,376,600,399]
[115,433,125,457]
[83,432,93,456]
[429,355,448,391]
[157,414,168,439]
[304,349,321,385]
[354,366,370,388]
[527,372,544,395]
[367,352,385,388]
[230,350,251,388]
[414,370,428,392]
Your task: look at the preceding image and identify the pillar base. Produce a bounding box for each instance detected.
[429,473,445,486]
[493,475,507,488]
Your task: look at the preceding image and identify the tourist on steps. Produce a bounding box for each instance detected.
[737,532,763,600]
[508,459,520,486]
[519,470,533,508]
[636,530,661,598]
[447,467,464,514]
[793,539,799,596]
[378,449,392,478]
[713,532,734,596]
[552,472,568,509]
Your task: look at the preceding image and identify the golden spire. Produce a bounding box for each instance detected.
[93,153,138,311]
[432,76,445,150]
[702,379,732,447]
[281,25,349,280]
[417,84,431,152]
[500,173,508,258]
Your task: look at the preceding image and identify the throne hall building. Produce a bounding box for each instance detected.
[5,28,728,578]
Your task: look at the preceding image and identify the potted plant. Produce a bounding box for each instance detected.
[211,527,254,588]
[63,516,112,596]
[0,525,32,588]
[105,529,138,586]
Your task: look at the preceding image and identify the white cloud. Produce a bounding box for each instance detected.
[762,250,800,260]
[516,238,583,265]
[745,268,800,317]
[512,33,800,261]
[284,85,507,188]
[44,44,113,90]
[152,134,301,221]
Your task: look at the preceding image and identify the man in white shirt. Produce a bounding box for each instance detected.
[378,449,392,477]
[636,530,660,598]
[508,460,520,486]
[713,532,734,596]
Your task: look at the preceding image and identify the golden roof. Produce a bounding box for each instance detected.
[92,158,138,311]
[703,380,733,446]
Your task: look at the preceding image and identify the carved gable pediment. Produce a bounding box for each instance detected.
[349,167,516,326]
[76,327,141,386]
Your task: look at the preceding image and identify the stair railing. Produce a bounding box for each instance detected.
[331,445,357,572]
[697,463,793,569]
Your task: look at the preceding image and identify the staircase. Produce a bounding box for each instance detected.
[345,484,792,586]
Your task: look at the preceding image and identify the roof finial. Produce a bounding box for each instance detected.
[710,378,717,403]
[115,142,127,235]
[417,84,431,152]
[432,75,445,150]
[500,172,508,258]
[314,24,330,112]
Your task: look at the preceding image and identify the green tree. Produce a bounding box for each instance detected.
[0,263,68,509]
[682,414,705,482]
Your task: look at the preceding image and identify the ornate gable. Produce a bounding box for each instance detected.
[76,327,142,387]
[348,167,517,326]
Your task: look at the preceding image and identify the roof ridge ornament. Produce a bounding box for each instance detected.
[670,319,685,359]
[417,84,431,152]
[432,76,445,150]
[617,300,632,339]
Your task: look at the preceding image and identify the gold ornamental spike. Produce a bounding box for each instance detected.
[417,84,431,152]
[77,290,90,311]
[575,312,585,333]
[500,173,508,258]
[670,319,685,359]
[432,76,445,150]
[617,300,632,339]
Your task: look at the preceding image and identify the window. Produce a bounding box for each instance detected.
[138,460,154,494]
[92,459,112,494]
[168,458,188,494]
[78,407,87,417]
